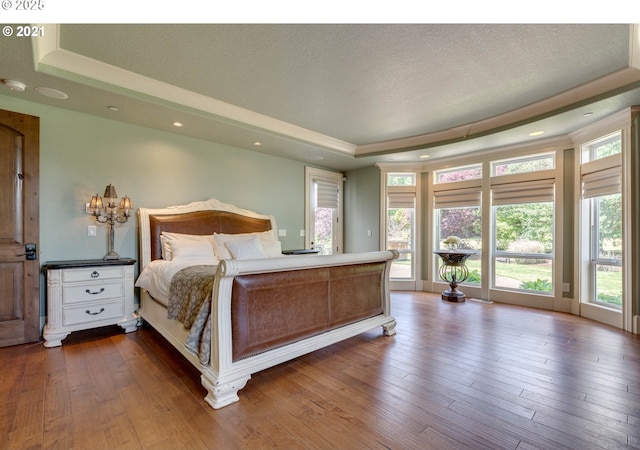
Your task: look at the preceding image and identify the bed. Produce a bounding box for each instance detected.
[135,198,397,409]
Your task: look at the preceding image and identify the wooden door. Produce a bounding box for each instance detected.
[0,109,40,346]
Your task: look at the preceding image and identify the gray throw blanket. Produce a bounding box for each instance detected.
[167,265,217,364]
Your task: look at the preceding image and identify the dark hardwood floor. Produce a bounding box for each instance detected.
[3,291,640,449]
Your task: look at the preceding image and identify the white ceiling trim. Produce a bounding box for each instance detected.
[31,24,358,156]
[376,135,574,174]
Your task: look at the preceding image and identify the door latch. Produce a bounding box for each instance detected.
[18,243,37,260]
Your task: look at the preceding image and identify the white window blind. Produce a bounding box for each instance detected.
[314,179,339,209]
[388,192,415,209]
[491,178,555,205]
[581,166,621,198]
[580,155,622,199]
[433,187,481,209]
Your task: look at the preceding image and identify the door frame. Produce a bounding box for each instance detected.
[304,166,344,254]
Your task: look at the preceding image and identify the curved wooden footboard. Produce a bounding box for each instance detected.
[201,250,398,409]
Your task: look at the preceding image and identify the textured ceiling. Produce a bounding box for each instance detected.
[1,24,640,170]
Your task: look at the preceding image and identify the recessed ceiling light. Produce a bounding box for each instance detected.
[172,122,183,127]
[419,154,430,159]
[529,131,544,137]
[35,87,68,99]
[107,106,119,111]
[584,111,594,117]
[253,142,262,146]
[3,79,26,92]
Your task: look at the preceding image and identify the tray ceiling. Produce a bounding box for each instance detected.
[2,24,640,170]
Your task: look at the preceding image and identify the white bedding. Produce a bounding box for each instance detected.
[137,229,284,305]
[135,259,218,306]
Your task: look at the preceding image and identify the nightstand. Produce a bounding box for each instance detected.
[281,249,320,255]
[42,258,138,347]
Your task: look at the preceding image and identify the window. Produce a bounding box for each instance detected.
[434,164,482,183]
[492,202,554,292]
[590,193,622,308]
[386,173,416,280]
[581,132,621,162]
[580,132,622,309]
[492,153,555,176]
[388,173,416,186]
[491,156,555,293]
[433,186,482,284]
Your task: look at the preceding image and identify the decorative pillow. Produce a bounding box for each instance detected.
[212,231,276,260]
[170,239,217,262]
[224,235,267,260]
[160,232,215,261]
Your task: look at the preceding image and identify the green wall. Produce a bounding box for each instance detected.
[1,95,313,316]
[343,165,381,253]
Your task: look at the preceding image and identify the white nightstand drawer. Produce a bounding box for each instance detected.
[62,281,124,304]
[63,300,125,326]
[62,266,125,283]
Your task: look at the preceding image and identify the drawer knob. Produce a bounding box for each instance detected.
[85,288,105,295]
[91,271,100,278]
[85,308,105,316]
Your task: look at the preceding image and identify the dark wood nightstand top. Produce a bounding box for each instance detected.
[281,249,320,255]
[43,258,136,270]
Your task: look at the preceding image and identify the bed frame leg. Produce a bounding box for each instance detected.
[201,372,251,409]
[382,318,397,336]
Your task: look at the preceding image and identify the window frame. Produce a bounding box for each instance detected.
[579,133,623,311]
[571,109,633,331]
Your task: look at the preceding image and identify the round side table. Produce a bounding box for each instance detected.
[434,250,476,302]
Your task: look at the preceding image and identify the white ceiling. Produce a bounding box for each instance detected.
[2,24,640,171]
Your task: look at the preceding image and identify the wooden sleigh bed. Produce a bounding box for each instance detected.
[135,198,397,409]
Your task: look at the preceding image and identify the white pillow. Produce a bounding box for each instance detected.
[224,235,267,260]
[261,239,283,258]
[212,231,276,260]
[160,232,215,261]
[170,239,217,262]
